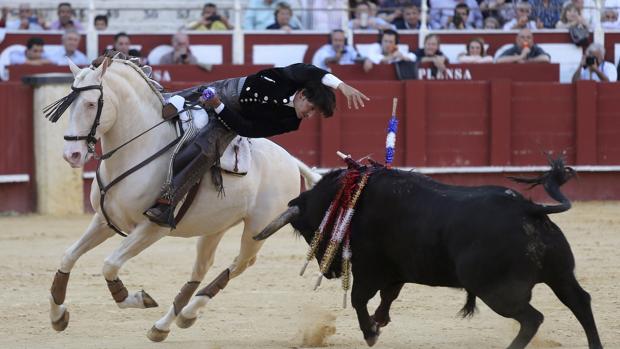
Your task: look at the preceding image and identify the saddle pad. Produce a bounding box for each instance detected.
[167,95,251,175]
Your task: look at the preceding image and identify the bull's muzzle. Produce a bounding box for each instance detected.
[253,206,300,240]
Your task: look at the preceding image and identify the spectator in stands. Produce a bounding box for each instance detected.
[601,8,620,29]
[457,38,493,63]
[159,32,198,65]
[393,4,423,29]
[363,29,416,72]
[496,29,551,63]
[186,3,233,30]
[113,32,131,56]
[448,3,474,29]
[502,1,538,30]
[377,0,418,23]
[9,37,52,65]
[312,29,359,71]
[479,0,504,21]
[94,14,108,31]
[349,1,396,30]
[5,4,45,30]
[267,2,301,30]
[483,16,501,29]
[49,3,84,31]
[530,0,563,29]
[555,3,588,29]
[49,29,89,66]
[244,0,303,30]
[572,43,617,82]
[561,0,597,28]
[412,34,447,74]
[430,0,483,29]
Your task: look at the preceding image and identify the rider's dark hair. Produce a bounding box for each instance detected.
[301,80,336,118]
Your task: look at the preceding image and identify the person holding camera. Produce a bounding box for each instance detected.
[159,32,198,65]
[312,29,359,71]
[572,43,617,82]
[186,3,233,31]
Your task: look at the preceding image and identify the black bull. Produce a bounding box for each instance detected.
[254,159,603,349]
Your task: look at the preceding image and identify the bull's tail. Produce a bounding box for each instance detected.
[508,155,576,215]
[458,291,477,318]
[293,156,322,189]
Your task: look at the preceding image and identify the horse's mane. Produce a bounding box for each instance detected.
[91,50,165,105]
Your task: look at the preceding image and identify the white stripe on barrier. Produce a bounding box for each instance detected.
[0,174,30,183]
[83,166,620,180]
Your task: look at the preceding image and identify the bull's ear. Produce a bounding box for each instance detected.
[68,58,81,77]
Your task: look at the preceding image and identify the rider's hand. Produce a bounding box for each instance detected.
[200,95,222,109]
[337,82,370,109]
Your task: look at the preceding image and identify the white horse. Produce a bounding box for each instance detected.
[48,56,316,341]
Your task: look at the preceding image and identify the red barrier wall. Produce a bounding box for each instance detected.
[0,83,35,212]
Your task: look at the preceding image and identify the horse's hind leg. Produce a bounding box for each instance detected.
[49,214,116,331]
[546,273,603,349]
[101,221,167,309]
[177,221,265,327]
[147,231,226,342]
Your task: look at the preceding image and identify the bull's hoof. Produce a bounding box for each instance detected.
[51,310,70,332]
[141,290,158,308]
[176,313,197,329]
[147,325,169,342]
[364,322,381,347]
[365,334,379,347]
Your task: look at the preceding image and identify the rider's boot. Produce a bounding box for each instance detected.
[144,121,236,228]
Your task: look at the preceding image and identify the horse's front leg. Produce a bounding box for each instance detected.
[102,221,167,309]
[147,232,226,342]
[50,214,116,331]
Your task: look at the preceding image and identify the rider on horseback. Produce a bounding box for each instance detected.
[145,63,369,228]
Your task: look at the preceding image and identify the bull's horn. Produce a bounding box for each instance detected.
[253,206,300,240]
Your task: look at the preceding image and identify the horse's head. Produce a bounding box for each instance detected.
[51,57,115,167]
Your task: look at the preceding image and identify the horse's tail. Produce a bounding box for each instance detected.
[508,155,576,215]
[293,157,322,189]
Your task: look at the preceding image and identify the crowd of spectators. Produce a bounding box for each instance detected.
[0,1,617,82]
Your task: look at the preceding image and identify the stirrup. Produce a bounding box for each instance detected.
[144,204,176,229]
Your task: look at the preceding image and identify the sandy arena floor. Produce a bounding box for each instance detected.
[0,201,618,349]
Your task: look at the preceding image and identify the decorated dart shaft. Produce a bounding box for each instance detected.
[385,98,399,168]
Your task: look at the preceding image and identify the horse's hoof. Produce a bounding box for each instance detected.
[141,290,158,308]
[176,313,197,329]
[147,325,169,342]
[51,310,70,332]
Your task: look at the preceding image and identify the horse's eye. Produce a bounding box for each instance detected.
[86,102,97,109]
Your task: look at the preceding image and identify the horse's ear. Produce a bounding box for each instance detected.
[68,58,81,77]
[97,57,110,79]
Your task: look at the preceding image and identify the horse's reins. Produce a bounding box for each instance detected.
[44,75,198,237]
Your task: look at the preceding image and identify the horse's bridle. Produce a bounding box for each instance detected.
[63,84,104,154]
[44,82,104,156]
